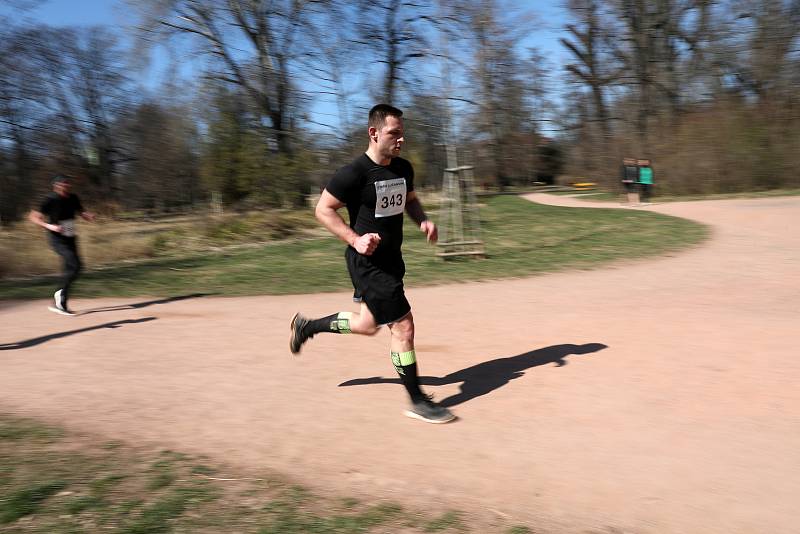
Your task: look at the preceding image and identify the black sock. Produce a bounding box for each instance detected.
[391,350,425,402]
[304,312,353,336]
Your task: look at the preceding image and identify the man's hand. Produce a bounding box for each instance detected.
[353,233,381,255]
[48,224,62,234]
[420,220,438,244]
[82,211,96,222]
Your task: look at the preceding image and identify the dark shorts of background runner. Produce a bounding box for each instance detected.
[345,247,410,326]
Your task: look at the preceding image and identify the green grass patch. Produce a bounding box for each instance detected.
[0,413,533,532]
[544,190,611,198]
[643,187,800,202]
[0,195,708,299]
[0,418,62,442]
[566,191,619,201]
[64,494,105,514]
[0,480,67,524]
[424,510,466,532]
[258,499,405,534]
[121,484,217,534]
[146,460,177,491]
[553,187,800,203]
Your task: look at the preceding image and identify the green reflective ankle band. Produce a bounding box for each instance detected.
[391,350,416,367]
[332,311,352,334]
[399,350,416,366]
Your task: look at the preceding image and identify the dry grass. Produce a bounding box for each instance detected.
[1,195,708,300]
[1,219,160,279]
[0,210,318,279]
[0,413,517,533]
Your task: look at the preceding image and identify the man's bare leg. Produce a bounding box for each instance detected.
[290,302,378,354]
[389,313,455,423]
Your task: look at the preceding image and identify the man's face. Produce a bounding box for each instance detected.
[53,180,71,197]
[373,115,405,159]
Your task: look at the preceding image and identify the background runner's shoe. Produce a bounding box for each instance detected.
[289,313,311,354]
[49,290,75,315]
[48,305,76,316]
[404,397,456,424]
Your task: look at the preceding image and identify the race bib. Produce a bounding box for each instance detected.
[374,178,406,218]
[60,219,76,237]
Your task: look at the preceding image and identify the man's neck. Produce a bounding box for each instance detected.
[365,147,391,166]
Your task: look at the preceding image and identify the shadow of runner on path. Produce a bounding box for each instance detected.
[339,343,608,407]
[78,293,211,315]
[0,317,157,351]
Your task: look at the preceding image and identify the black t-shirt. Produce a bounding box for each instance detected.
[325,153,414,263]
[621,165,639,183]
[39,193,83,234]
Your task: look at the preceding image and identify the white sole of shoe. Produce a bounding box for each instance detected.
[403,410,457,424]
[48,306,76,316]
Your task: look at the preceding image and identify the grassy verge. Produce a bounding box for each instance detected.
[0,195,708,300]
[547,187,800,203]
[543,190,619,200]
[0,414,531,533]
[0,210,319,279]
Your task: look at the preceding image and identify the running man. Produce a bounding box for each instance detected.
[290,104,456,424]
[29,175,95,315]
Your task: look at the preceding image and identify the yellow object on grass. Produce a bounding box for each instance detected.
[572,182,596,190]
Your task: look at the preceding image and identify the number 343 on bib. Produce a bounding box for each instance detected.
[374,178,407,218]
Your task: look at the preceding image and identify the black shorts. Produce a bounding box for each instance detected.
[345,247,410,326]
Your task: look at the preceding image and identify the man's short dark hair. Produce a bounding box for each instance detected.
[369,104,403,130]
[51,174,71,185]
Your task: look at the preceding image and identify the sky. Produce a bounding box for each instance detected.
[2,0,572,135]
[2,0,118,25]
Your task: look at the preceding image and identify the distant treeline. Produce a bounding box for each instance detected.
[561,0,800,194]
[1,0,798,224]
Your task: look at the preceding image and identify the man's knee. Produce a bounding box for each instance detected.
[350,314,380,336]
[390,313,415,343]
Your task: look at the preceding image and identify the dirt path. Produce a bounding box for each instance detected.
[2,194,799,533]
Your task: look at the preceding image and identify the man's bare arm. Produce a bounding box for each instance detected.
[29,210,61,233]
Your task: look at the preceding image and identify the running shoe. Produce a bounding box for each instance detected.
[404,396,456,424]
[289,313,311,355]
[48,305,76,316]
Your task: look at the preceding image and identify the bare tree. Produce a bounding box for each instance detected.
[459,0,539,189]
[64,28,131,198]
[561,0,620,140]
[130,0,330,154]
[116,100,200,211]
[0,22,134,221]
[722,0,800,104]
[300,2,359,132]
[354,0,433,104]
[0,27,38,223]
